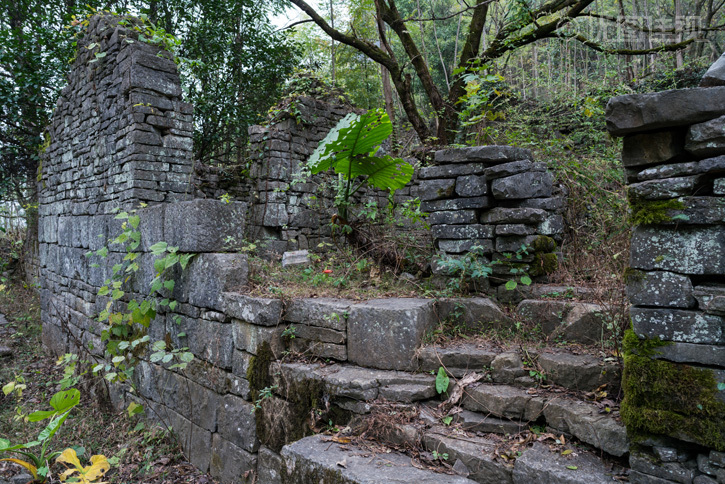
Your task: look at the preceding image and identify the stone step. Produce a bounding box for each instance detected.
[417,343,621,394]
[422,431,625,484]
[274,361,437,403]
[274,361,627,457]
[461,382,628,457]
[279,434,478,483]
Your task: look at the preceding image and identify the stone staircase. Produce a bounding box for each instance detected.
[258,341,629,483]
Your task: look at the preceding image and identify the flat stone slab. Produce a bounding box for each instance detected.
[606,86,725,136]
[435,146,532,164]
[423,430,513,483]
[281,435,478,483]
[416,344,499,377]
[281,250,310,267]
[276,362,436,402]
[542,397,629,457]
[513,443,622,483]
[535,351,621,393]
[462,383,545,421]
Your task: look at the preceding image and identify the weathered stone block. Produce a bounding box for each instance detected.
[630,452,696,484]
[715,178,725,195]
[455,175,487,197]
[480,207,547,224]
[420,196,491,212]
[606,87,725,136]
[414,179,456,201]
[418,163,484,179]
[347,298,436,370]
[491,171,553,199]
[218,394,259,453]
[284,298,350,330]
[462,384,545,421]
[637,161,700,181]
[431,224,495,240]
[232,320,284,355]
[183,253,248,311]
[281,434,476,483]
[423,432,513,484]
[436,297,510,330]
[484,159,535,179]
[701,52,725,87]
[223,293,282,326]
[435,145,532,164]
[495,235,537,253]
[622,130,687,167]
[630,226,725,275]
[168,317,234,369]
[252,202,288,227]
[537,352,621,393]
[439,239,493,254]
[495,224,536,236]
[209,433,257,484]
[514,443,620,483]
[164,199,246,252]
[627,270,695,308]
[257,447,283,484]
[630,307,723,344]
[687,115,725,157]
[281,250,310,267]
[628,176,699,200]
[428,210,477,225]
[543,398,628,456]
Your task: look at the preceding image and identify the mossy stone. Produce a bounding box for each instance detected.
[529,252,558,277]
[629,197,686,226]
[621,330,725,450]
[530,235,556,253]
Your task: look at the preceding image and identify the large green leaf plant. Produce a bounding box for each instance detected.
[307,108,413,223]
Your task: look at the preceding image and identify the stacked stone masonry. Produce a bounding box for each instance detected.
[607,79,725,484]
[420,146,565,282]
[37,12,725,484]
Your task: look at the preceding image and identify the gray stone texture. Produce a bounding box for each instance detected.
[435,145,532,164]
[701,52,725,87]
[630,307,723,344]
[622,130,686,167]
[630,226,725,275]
[606,87,725,136]
[281,435,478,483]
[164,199,247,252]
[627,270,696,308]
[687,115,725,157]
[513,443,621,483]
[491,171,553,199]
[347,298,436,370]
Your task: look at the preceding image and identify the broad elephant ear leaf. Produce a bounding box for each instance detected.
[333,156,413,191]
[307,108,412,194]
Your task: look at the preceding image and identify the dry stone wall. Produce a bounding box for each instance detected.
[607,83,725,483]
[418,146,565,283]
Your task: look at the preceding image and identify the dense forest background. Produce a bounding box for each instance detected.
[1,0,723,239]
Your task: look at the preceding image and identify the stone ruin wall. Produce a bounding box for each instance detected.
[36,11,725,484]
[246,101,565,283]
[606,82,725,482]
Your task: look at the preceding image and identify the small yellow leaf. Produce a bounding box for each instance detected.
[57,448,83,469]
[561,449,573,455]
[83,455,110,480]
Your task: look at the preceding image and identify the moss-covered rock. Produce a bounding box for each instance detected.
[530,235,557,253]
[621,330,725,450]
[529,253,558,277]
[629,197,686,226]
